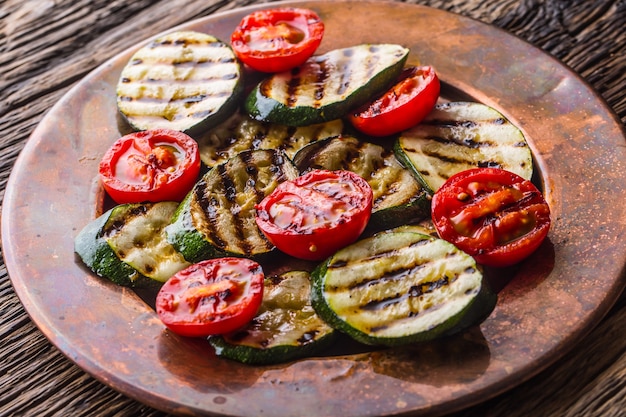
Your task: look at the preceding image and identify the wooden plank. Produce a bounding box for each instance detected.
[0,0,624,416]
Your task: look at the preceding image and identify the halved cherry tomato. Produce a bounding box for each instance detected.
[230,7,324,73]
[255,170,373,261]
[155,258,264,337]
[349,65,440,137]
[431,168,551,267]
[99,129,200,204]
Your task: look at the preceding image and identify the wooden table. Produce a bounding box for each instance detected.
[1,0,624,416]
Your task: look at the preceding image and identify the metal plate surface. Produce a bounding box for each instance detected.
[4,1,626,416]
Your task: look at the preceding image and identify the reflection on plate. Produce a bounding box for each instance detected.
[3,1,626,416]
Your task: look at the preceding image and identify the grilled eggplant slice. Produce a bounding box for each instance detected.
[395,101,533,192]
[197,111,343,168]
[311,230,497,346]
[116,31,243,135]
[165,149,300,262]
[245,44,409,126]
[293,135,431,231]
[209,270,337,364]
[74,202,190,287]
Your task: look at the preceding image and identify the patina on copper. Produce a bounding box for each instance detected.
[3,1,626,416]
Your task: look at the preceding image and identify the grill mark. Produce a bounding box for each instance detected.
[326,238,431,271]
[194,180,227,249]
[421,146,468,165]
[313,60,331,106]
[119,90,232,105]
[423,132,486,149]
[477,160,503,169]
[120,75,237,88]
[269,151,290,183]
[286,67,302,108]
[149,38,229,48]
[129,75,239,88]
[103,204,150,236]
[351,263,428,292]
[360,274,451,312]
[241,152,266,206]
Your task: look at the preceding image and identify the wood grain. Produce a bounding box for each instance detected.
[1,0,624,416]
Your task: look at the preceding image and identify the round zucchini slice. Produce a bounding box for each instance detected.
[209,270,337,364]
[311,231,497,346]
[74,202,188,287]
[244,44,409,126]
[116,31,243,135]
[395,101,533,192]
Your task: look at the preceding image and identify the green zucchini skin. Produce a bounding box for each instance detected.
[395,101,533,192]
[293,135,432,232]
[74,202,186,288]
[244,44,409,126]
[165,149,300,263]
[197,111,343,168]
[208,270,337,365]
[310,231,497,346]
[116,31,244,136]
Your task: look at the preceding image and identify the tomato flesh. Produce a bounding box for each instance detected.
[231,8,324,73]
[431,168,551,267]
[155,258,264,337]
[255,170,373,261]
[99,129,200,204]
[350,65,440,137]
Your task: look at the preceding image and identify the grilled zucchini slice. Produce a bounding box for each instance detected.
[245,44,409,126]
[197,111,343,168]
[209,270,337,364]
[116,31,243,134]
[395,101,533,192]
[311,230,497,346]
[293,135,431,231]
[74,202,190,287]
[165,149,300,262]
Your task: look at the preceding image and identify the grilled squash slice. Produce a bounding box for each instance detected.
[245,44,409,126]
[165,149,300,262]
[209,270,337,364]
[396,101,533,192]
[74,202,190,287]
[311,229,497,346]
[116,31,243,134]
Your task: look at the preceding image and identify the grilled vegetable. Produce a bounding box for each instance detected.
[255,169,373,261]
[99,129,201,204]
[311,230,497,346]
[116,31,243,135]
[230,7,325,73]
[209,270,337,364]
[165,149,300,262]
[350,65,440,137]
[395,101,533,192]
[156,257,265,338]
[74,202,190,287]
[197,111,343,168]
[244,43,409,126]
[431,167,551,267]
[293,135,431,231]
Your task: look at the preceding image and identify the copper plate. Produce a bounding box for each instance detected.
[4,1,626,416]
